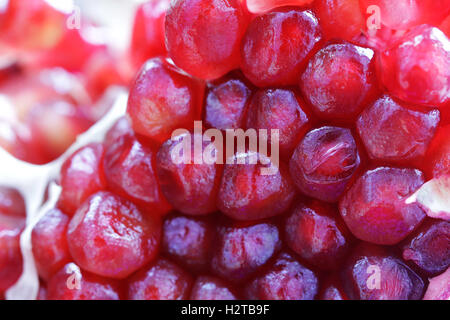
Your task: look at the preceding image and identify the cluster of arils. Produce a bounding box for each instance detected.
[0,0,449,300]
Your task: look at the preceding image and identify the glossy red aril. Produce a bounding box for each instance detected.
[162,215,214,272]
[241,8,322,87]
[246,88,310,157]
[319,276,347,300]
[0,187,25,217]
[313,0,364,42]
[130,0,170,68]
[402,220,450,276]
[156,133,222,215]
[26,100,92,162]
[300,43,377,122]
[285,201,351,270]
[289,126,360,203]
[31,209,71,280]
[0,213,24,293]
[127,259,193,300]
[357,95,440,164]
[246,0,314,14]
[67,191,161,279]
[342,243,424,300]
[245,252,318,300]
[440,15,450,37]
[204,73,252,130]
[58,143,106,216]
[211,222,281,282]
[339,167,426,245]
[165,0,249,80]
[378,25,450,107]
[424,125,450,178]
[47,263,122,300]
[190,276,238,300]
[103,118,170,215]
[217,151,295,221]
[127,57,203,143]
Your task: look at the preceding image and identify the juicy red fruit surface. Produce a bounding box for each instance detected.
[127,57,203,143]
[285,201,351,270]
[241,8,322,87]
[0,187,26,217]
[339,167,426,245]
[246,88,310,157]
[67,191,161,279]
[342,243,424,300]
[165,0,249,80]
[190,276,238,300]
[217,151,295,221]
[300,43,377,122]
[127,259,193,300]
[289,126,360,203]
[211,222,281,282]
[357,95,440,164]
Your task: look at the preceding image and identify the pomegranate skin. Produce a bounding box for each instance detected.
[341,243,425,300]
[402,220,450,276]
[47,263,122,300]
[67,191,161,279]
[357,95,440,164]
[245,252,319,300]
[127,259,193,300]
[378,25,450,107]
[289,126,360,203]
[285,201,352,270]
[241,8,322,87]
[339,167,426,245]
[165,0,249,80]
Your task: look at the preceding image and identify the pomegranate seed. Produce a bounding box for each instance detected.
[241,8,322,87]
[402,220,450,276]
[378,25,450,107]
[340,167,426,245]
[440,15,450,37]
[300,43,377,122]
[245,252,318,300]
[127,57,204,143]
[319,276,348,300]
[162,214,214,272]
[204,72,252,130]
[129,0,170,68]
[357,95,440,164]
[0,186,26,217]
[37,285,47,300]
[313,0,364,42]
[47,263,122,300]
[31,208,70,281]
[342,243,424,300]
[103,118,171,216]
[246,88,310,157]
[289,126,360,203]
[285,200,351,270]
[67,191,161,279]
[0,213,24,293]
[190,276,238,300]
[156,133,222,215]
[211,222,281,282]
[246,0,315,14]
[127,259,193,300]
[217,151,295,221]
[165,0,249,80]
[58,143,106,216]
[423,125,450,178]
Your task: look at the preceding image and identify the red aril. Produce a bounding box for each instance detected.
[47,263,122,300]
[31,208,70,280]
[300,43,377,122]
[67,191,161,279]
[127,57,204,143]
[58,143,106,216]
[339,167,426,245]
[241,8,322,87]
[357,95,440,164]
[0,186,25,217]
[246,1,315,14]
[190,276,238,300]
[165,0,249,80]
[127,259,193,300]
[423,125,450,178]
[289,126,360,203]
[319,276,348,300]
